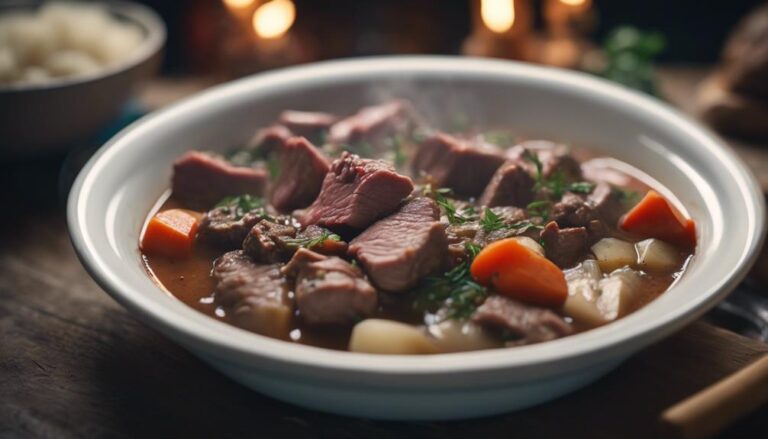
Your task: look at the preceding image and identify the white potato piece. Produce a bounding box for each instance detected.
[427,319,499,352]
[40,2,111,56]
[44,50,100,77]
[591,237,637,272]
[94,23,143,64]
[349,319,438,355]
[21,66,50,83]
[635,238,680,272]
[513,236,545,257]
[596,268,641,321]
[563,260,606,326]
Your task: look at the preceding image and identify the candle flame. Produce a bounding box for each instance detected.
[560,0,586,5]
[223,0,255,9]
[481,0,515,34]
[252,0,296,39]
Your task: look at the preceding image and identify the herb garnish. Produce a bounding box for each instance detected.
[284,230,341,250]
[522,149,596,198]
[617,188,642,208]
[428,186,478,225]
[266,153,281,181]
[482,130,516,146]
[216,194,269,220]
[526,200,552,219]
[414,242,488,320]
[384,135,408,168]
[480,207,542,234]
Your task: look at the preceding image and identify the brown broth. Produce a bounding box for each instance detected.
[141,152,693,352]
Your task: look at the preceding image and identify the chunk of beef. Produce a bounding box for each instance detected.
[446,222,481,265]
[172,151,268,209]
[212,251,292,338]
[329,99,420,148]
[247,124,293,157]
[551,183,623,230]
[297,152,414,231]
[282,248,377,325]
[413,132,506,196]
[471,295,573,346]
[278,110,337,138]
[540,221,588,268]
[506,141,583,182]
[198,207,269,249]
[242,220,297,263]
[270,137,331,212]
[478,162,535,207]
[348,197,448,292]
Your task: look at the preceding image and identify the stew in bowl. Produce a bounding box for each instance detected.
[140,99,697,355]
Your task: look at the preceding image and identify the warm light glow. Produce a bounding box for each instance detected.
[252,0,296,39]
[559,0,586,5]
[223,0,255,9]
[481,0,515,34]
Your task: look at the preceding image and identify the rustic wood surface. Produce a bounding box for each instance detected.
[1,67,767,439]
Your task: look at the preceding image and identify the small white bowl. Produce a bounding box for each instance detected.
[68,57,765,420]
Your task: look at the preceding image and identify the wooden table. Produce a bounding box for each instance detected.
[1,67,767,438]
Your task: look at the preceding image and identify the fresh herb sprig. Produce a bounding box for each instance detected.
[216,194,269,220]
[414,242,488,320]
[526,200,552,219]
[284,230,341,250]
[480,208,542,234]
[428,186,478,225]
[522,149,596,199]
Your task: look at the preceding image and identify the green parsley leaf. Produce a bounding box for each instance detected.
[526,200,552,219]
[568,182,596,194]
[283,230,341,250]
[215,194,268,220]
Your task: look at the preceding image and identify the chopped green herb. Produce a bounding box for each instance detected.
[465,241,482,259]
[510,220,543,233]
[414,242,488,320]
[568,181,596,194]
[384,135,408,168]
[526,200,552,219]
[215,194,269,220]
[266,153,281,181]
[480,208,505,232]
[283,230,341,250]
[617,188,642,208]
[431,187,478,225]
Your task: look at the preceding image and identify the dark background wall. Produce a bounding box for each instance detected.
[139,0,764,73]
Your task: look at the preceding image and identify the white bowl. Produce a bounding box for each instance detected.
[67,57,765,420]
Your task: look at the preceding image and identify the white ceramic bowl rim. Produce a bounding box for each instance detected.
[0,0,166,92]
[68,56,766,378]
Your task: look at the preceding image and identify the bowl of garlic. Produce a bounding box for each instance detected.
[0,1,165,156]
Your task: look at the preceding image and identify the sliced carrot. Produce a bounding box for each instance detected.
[470,238,568,307]
[141,209,201,258]
[620,190,696,249]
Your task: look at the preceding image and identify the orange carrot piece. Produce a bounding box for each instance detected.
[620,190,696,248]
[141,209,201,258]
[470,238,568,307]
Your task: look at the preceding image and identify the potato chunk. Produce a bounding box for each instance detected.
[563,260,606,327]
[591,238,637,272]
[349,319,438,355]
[427,320,499,352]
[635,238,680,272]
[596,268,641,320]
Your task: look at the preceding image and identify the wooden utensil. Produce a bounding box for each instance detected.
[660,353,768,439]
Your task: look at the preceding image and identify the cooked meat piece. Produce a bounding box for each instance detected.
[297,152,414,231]
[295,225,349,257]
[540,221,588,268]
[198,207,270,249]
[471,295,573,346]
[412,132,505,196]
[348,197,448,292]
[506,141,582,181]
[247,124,293,157]
[171,151,268,210]
[446,222,481,265]
[242,220,297,263]
[270,137,331,212]
[278,110,337,137]
[478,162,536,207]
[212,251,292,338]
[587,182,624,225]
[329,99,419,148]
[551,192,594,227]
[282,248,377,325]
[551,183,622,230]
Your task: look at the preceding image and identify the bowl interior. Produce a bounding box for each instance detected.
[68,57,765,380]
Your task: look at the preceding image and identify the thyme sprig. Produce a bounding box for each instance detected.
[215,194,269,220]
[283,230,341,250]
